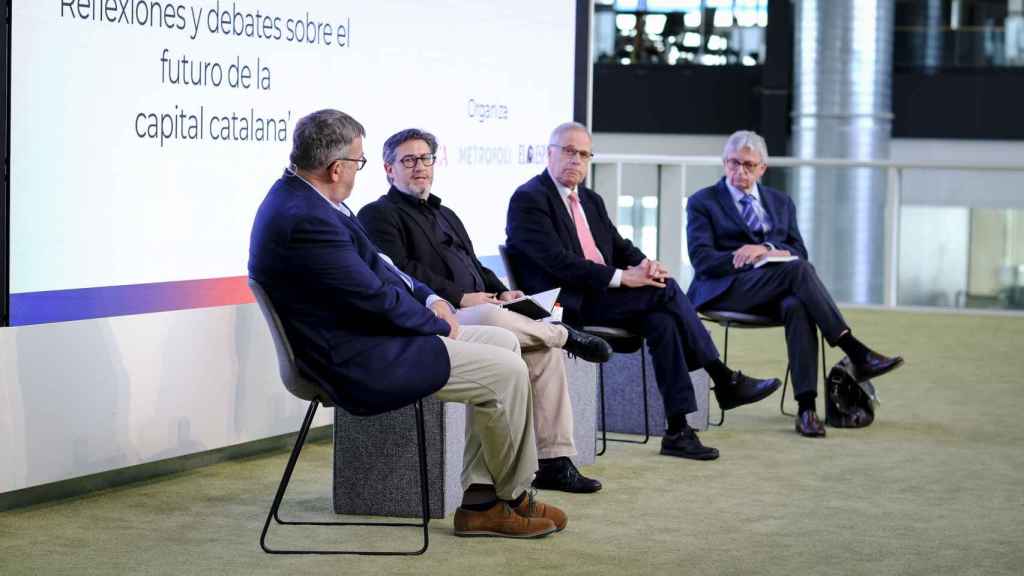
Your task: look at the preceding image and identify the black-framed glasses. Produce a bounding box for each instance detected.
[549,144,594,161]
[725,158,762,173]
[398,154,437,168]
[333,156,368,170]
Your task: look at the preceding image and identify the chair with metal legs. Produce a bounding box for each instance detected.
[496,245,650,457]
[699,309,826,426]
[580,326,650,456]
[249,278,431,556]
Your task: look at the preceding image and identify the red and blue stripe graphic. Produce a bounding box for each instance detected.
[9,276,255,326]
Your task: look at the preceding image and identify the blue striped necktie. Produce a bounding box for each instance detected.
[739,194,764,240]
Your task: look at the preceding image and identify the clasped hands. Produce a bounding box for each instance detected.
[621,258,670,288]
[732,244,791,269]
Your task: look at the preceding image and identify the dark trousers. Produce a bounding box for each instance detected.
[702,259,848,399]
[579,278,719,417]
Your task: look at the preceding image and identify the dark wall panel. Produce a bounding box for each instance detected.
[892,71,1024,140]
[593,64,762,135]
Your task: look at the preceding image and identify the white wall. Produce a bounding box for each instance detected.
[0,304,328,494]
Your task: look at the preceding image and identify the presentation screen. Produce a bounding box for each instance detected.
[7,0,578,325]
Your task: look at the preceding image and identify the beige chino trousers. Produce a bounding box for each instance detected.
[435,325,537,501]
[455,304,576,459]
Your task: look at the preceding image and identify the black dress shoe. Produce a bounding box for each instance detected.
[532,457,603,493]
[850,351,904,383]
[559,324,613,363]
[714,371,782,410]
[795,409,826,437]
[659,427,719,460]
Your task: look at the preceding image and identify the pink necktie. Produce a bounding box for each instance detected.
[568,192,606,265]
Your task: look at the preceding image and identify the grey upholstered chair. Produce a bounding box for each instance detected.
[248,278,430,555]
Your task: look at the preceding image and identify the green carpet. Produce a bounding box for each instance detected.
[2,309,1022,575]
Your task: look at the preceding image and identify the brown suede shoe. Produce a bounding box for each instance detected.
[513,491,568,532]
[453,501,557,538]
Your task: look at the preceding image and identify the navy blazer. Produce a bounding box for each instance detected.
[505,170,645,323]
[358,187,507,306]
[248,170,451,416]
[686,177,809,309]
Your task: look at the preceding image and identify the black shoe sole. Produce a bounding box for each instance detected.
[659,447,720,460]
[716,378,782,411]
[532,480,603,494]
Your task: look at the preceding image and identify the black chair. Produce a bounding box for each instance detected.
[496,246,649,456]
[699,309,826,426]
[249,278,431,556]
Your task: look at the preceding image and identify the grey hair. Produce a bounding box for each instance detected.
[723,130,769,164]
[289,109,366,171]
[548,121,590,145]
[382,128,438,165]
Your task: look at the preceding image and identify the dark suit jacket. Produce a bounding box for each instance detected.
[248,170,451,416]
[357,187,507,306]
[686,177,809,309]
[505,170,646,323]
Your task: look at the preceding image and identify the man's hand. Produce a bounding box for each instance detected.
[498,290,525,302]
[641,258,671,281]
[430,300,461,339]
[459,292,503,307]
[622,262,667,288]
[765,249,791,258]
[732,244,770,268]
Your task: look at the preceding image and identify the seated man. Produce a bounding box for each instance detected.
[505,121,780,461]
[358,128,611,494]
[249,109,566,538]
[686,130,904,437]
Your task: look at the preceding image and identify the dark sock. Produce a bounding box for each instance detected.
[796,392,816,415]
[704,359,734,388]
[837,332,871,364]
[666,411,689,435]
[538,457,564,470]
[507,492,527,509]
[460,484,498,511]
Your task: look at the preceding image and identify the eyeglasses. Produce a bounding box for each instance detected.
[550,145,594,161]
[725,158,763,173]
[398,154,437,168]
[333,156,368,171]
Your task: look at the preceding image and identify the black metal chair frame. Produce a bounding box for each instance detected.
[250,278,431,556]
[700,310,826,426]
[582,327,650,456]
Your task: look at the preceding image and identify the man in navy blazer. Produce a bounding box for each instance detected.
[506,122,780,461]
[686,130,904,437]
[249,109,566,538]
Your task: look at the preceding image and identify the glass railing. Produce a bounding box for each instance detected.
[591,155,1024,311]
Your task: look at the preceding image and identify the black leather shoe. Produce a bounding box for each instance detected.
[660,427,719,460]
[850,351,904,383]
[714,371,782,410]
[559,324,613,363]
[532,457,602,493]
[795,409,826,437]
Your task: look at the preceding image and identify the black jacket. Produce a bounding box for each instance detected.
[358,187,507,306]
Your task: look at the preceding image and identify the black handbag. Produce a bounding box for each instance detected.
[825,357,880,428]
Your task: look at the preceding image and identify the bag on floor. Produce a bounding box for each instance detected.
[825,357,880,428]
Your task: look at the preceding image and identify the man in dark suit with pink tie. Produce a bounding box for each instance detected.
[686,130,904,437]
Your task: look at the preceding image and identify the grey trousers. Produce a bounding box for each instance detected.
[435,325,537,501]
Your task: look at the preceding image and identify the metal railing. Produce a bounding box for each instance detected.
[590,154,1024,309]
